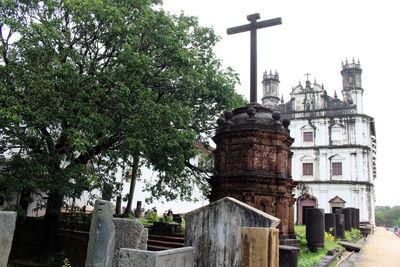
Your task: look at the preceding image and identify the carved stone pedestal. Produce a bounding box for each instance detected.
[210,103,297,243]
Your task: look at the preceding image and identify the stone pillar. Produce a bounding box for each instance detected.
[0,211,17,267]
[135,201,142,218]
[305,208,324,252]
[241,227,279,267]
[325,213,336,237]
[342,208,352,231]
[335,213,345,239]
[279,245,299,267]
[86,200,115,267]
[211,103,297,244]
[355,208,360,229]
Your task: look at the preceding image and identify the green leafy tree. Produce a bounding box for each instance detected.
[375,206,400,227]
[0,0,245,259]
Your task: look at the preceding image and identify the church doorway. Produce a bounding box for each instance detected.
[329,196,346,214]
[297,194,317,225]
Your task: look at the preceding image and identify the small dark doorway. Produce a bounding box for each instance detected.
[298,195,317,225]
[332,207,342,214]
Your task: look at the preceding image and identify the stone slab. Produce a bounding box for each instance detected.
[86,200,115,267]
[241,227,279,267]
[0,211,17,267]
[279,245,299,267]
[113,218,144,249]
[339,241,363,252]
[112,218,148,266]
[119,247,194,267]
[185,197,280,267]
[138,228,148,250]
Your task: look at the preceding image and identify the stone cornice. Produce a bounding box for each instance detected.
[295,180,374,186]
[291,145,372,151]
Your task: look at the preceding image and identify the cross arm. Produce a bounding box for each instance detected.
[227,17,282,35]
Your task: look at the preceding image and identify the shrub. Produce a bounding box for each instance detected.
[145,211,158,223]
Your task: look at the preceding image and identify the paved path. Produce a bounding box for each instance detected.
[339,227,400,267]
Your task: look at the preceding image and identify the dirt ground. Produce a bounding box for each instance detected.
[338,227,400,267]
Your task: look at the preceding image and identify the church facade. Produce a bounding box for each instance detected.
[262,59,376,224]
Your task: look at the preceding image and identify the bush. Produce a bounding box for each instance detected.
[145,211,158,223]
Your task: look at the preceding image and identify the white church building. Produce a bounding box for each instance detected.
[262,59,376,224]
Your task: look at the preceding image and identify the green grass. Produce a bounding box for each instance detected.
[296,225,339,267]
[295,225,362,267]
[136,218,154,226]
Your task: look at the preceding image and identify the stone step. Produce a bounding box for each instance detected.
[148,233,185,242]
[147,244,173,251]
[339,241,363,252]
[147,239,184,248]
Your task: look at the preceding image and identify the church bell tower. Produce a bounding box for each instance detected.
[341,58,363,113]
[262,70,280,109]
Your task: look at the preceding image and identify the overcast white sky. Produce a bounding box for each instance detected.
[160,0,400,207]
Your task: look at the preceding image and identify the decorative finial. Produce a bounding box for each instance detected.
[322,83,324,89]
[217,117,225,126]
[346,58,348,64]
[275,70,278,75]
[281,94,284,103]
[358,58,360,64]
[334,90,338,99]
[272,111,281,121]
[270,69,272,75]
[352,57,355,63]
[314,78,317,84]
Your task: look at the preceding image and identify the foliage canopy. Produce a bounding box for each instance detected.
[0,0,245,206]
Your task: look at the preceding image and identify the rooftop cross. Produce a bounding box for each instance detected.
[227,14,282,103]
[305,73,311,81]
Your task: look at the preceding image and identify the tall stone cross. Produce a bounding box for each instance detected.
[227,14,282,103]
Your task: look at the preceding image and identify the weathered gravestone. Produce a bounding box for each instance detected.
[350,207,357,229]
[342,208,352,231]
[86,200,115,267]
[185,197,280,267]
[135,201,142,218]
[305,208,325,252]
[325,213,336,237]
[112,218,148,267]
[355,208,360,229]
[335,212,345,239]
[119,247,194,267]
[0,211,17,267]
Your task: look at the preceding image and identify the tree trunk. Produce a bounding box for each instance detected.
[123,151,140,216]
[38,191,64,261]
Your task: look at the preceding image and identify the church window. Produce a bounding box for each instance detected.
[303,132,313,142]
[332,162,342,176]
[302,163,313,176]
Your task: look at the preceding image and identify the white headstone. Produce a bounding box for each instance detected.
[185,197,280,267]
[86,200,115,267]
[0,211,17,267]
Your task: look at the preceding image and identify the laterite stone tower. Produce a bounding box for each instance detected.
[210,103,298,244]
